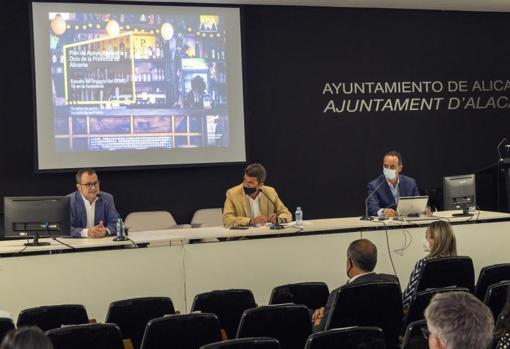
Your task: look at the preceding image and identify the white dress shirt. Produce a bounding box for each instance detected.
[80,194,97,237]
[247,193,261,221]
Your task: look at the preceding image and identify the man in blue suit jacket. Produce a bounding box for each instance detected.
[367,151,419,217]
[69,169,118,238]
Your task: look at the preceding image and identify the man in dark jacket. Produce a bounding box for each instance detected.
[312,239,399,331]
[367,150,420,217]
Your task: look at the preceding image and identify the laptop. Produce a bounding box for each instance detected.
[396,196,437,221]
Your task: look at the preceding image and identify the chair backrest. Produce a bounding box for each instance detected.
[484,281,510,321]
[305,326,386,349]
[416,256,475,293]
[46,323,124,349]
[17,304,89,331]
[140,313,222,349]
[124,211,177,231]
[401,320,428,349]
[105,297,175,349]
[475,263,510,300]
[201,337,281,349]
[191,289,256,339]
[324,282,402,349]
[237,304,312,349]
[269,282,329,310]
[191,208,224,227]
[0,318,15,344]
[403,287,469,329]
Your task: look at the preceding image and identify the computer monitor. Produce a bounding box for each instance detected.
[3,196,70,246]
[443,174,476,216]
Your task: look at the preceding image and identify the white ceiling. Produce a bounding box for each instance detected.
[143,0,510,12]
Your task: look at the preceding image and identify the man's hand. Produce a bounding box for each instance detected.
[311,307,324,326]
[250,216,268,225]
[383,208,398,218]
[268,214,279,225]
[87,221,107,238]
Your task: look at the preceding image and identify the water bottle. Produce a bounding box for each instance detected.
[116,218,122,237]
[295,207,303,227]
[114,218,127,241]
[120,219,126,237]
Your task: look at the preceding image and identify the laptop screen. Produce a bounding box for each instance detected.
[397,196,429,216]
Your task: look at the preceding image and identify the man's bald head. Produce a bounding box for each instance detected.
[347,239,377,272]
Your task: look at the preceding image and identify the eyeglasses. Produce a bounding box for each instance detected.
[79,181,99,189]
[421,327,431,340]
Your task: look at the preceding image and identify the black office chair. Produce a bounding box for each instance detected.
[484,281,510,321]
[323,282,402,349]
[105,296,175,349]
[140,313,222,349]
[475,263,510,300]
[191,289,256,339]
[237,304,312,349]
[416,256,475,293]
[46,323,123,349]
[201,337,281,349]
[305,326,386,349]
[269,282,329,310]
[401,320,428,349]
[0,318,15,343]
[17,304,89,331]
[403,287,469,330]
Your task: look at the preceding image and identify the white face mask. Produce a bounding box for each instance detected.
[383,167,397,181]
[422,238,431,252]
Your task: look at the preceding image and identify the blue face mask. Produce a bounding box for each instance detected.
[383,167,397,181]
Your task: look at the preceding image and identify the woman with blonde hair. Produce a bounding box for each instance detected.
[402,220,457,308]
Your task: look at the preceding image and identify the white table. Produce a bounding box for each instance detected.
[0,210,508,323]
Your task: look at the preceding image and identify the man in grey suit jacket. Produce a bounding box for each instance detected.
[69,168,119,238]
[312,239,399,331]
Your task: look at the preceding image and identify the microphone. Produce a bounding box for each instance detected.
[259,188,285,230]
[498,138,508,161]
[360,179,386,221]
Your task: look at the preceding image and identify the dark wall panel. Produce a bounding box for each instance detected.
[0,2,509,224]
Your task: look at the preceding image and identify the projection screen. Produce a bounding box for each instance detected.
[31,1,246,170]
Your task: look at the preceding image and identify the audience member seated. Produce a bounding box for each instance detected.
[311,239,399,331]
[424,291,493,349]
[223,163,291,227]
[494,285,510,348]
[402,220,457,309]
[0,327,53,349]
[69,168,119,238]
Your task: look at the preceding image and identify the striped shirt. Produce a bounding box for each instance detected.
[402,255,448,308]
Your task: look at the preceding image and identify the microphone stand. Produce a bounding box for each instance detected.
[496,138,508,212]
[360,180,386,221]
[260,188,285,230]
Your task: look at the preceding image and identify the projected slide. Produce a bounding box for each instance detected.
[32,3,245,169]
